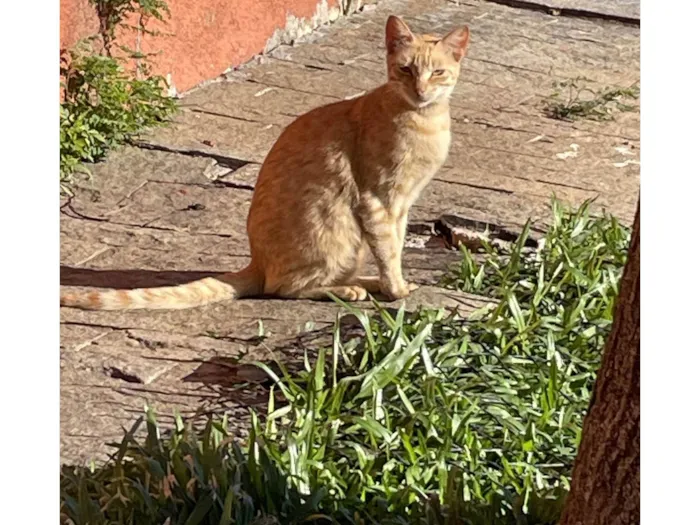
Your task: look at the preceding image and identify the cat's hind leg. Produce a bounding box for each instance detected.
[352,276,418,297]
[267,267,369,302]
[284,285,368,302]
[352,276,382,294]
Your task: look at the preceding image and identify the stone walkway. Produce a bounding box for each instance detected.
[60,0,639,464]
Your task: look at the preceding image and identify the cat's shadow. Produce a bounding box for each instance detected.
[60,265,438,306]
[59,266,402,302]
[60,266,225,289]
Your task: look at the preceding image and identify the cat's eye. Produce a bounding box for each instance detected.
[399,66,412,75]
[432,69,445,76]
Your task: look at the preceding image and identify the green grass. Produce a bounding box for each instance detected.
[544,77,639,121]
[60,199,630,524]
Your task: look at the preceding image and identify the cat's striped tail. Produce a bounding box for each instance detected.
[60,266,262,311]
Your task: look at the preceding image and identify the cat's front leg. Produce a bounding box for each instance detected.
[397,210,408,253]
[395,210,420,294]
[358,194,412,300]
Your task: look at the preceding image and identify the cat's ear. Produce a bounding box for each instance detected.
[385,15,415,53]
[441,26,470,62]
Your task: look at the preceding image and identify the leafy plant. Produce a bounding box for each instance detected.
[544,77,639,121]
[60,1,176,193]
[60,200,630,524]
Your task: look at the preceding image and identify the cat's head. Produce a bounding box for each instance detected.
[385,16,470,108]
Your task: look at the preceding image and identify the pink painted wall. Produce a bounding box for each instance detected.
[60,0,342,93]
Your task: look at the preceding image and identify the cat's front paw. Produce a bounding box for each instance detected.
[381,280,417,301]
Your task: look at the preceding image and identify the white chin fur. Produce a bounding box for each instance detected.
[398,85,453,108]
[398,89,439,108]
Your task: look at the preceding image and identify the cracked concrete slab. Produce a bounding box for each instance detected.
[480,0,639,22]
[60,0,639,464]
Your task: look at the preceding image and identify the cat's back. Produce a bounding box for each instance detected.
[247,96,363,232]
[265,97,359,166]
[246,95,366,267]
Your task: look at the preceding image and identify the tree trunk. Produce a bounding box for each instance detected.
[559,202,640,525]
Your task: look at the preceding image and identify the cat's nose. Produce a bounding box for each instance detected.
[415,84,427,97]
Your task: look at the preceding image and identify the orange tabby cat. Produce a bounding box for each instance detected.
[61,16,470,310]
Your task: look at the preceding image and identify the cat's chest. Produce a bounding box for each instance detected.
[398,122,452,177]
[360,109,452,182]
[408,128,450,162]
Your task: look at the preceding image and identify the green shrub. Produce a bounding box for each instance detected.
[60,1,176,193]
[60,48,176,192]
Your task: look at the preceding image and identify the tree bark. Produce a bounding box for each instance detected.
[559,202,640,525]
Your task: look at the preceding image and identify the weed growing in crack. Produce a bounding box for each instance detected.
[90,0,172,58]
[544,77,639,121]
[60,200,630,524]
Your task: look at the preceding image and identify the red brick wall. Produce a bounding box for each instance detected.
[60,0,342,93]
